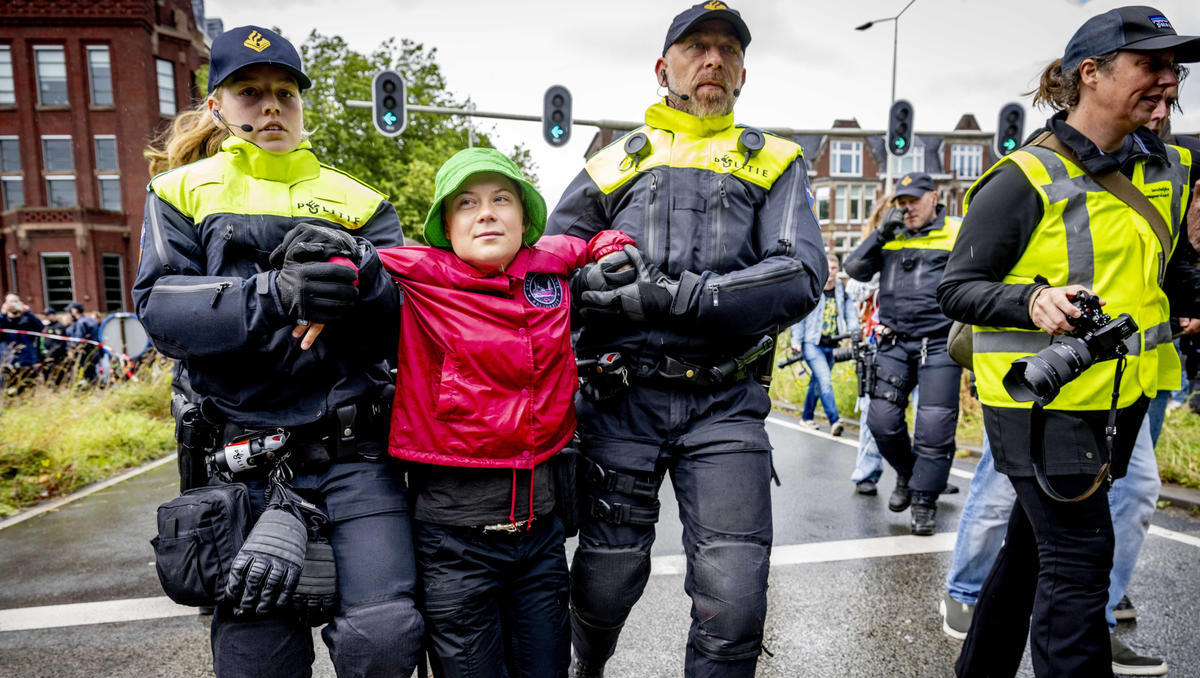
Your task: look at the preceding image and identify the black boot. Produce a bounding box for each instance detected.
[569,658,605,678]
[910,499,937,536]
[888,474,911,512]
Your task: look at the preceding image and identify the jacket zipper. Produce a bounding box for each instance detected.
[644,170,661,267]
[716,177,729,271]
[706,261,802,308]
[153,280,233,308]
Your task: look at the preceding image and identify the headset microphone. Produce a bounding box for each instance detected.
[660,70,689,101]
[214,109,253,133]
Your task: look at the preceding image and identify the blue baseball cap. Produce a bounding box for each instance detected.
[663,2,752,56]
[207,26,311,95]
[894,172,936,199]
[1062,6,1200,74]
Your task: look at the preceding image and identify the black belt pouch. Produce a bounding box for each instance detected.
[150,482,251,606]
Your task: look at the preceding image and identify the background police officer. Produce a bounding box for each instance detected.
[548,3,826,676]
[844,171,962,536]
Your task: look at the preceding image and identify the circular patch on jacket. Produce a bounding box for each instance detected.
[524,273,563,308]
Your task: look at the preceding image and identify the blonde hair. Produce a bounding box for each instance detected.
[863,192,895,237]
[144,93,231,176]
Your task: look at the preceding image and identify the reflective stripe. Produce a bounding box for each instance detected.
[973,321,1171,357]
[1145,321,1172,350]
[1028,147,1097,289]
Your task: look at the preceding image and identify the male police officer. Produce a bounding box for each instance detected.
[547,4,826,676]
[844,172,962,535]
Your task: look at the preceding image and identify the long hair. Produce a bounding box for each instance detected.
[144,95,230,176]
[1029,54,1119,111]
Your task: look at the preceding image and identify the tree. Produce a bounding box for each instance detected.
[300,32,536,243]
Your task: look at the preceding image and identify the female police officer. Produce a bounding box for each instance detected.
[937,7,1200,677]
[135,26,422,678]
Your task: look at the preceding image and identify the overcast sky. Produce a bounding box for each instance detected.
[203,0,1200,211]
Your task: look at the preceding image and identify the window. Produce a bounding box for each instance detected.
[951,144,983,179]
[7,255,17,296]
[832,183,878,224]
[94,136,118,172]
[156,58,176,116]
[1,178,21,210]
[0,46,14,105]
[87,46,113,106]
[830,140,862,177]
[102,253,124,311]
[816,186,830,223]
[888,140,925,175]
[34,46,68,106]
[42,136,73,172]
[41,254,74,311]
[0,136,19,172]
[97,176,121,210]
[1,136,22,211]
[43,135,75,207]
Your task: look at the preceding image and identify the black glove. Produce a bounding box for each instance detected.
[579,245,677,323]
[877,207,907,243]
[274,262,359,324]
[224,506,308,615]
[290,535,338,625]
[270,223,361,268]
[570,248,637,300]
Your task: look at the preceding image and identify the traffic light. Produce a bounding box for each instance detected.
[995,103,1025,156]
[543,85,572,147]
[372,70,406,137]
[888,99,914,157]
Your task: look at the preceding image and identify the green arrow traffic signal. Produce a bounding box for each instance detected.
[1003,138,1016,152]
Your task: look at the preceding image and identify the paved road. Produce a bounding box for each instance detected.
[1,413,1197,677]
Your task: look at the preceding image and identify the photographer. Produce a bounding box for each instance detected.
[791,252,855,435]
[844,172,963,535]
[937,7,1200,677]
[0,294,43,390]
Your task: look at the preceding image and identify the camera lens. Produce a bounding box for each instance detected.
[1002,337,1092,406]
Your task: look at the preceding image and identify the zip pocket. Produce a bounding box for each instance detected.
[706,262,802,307]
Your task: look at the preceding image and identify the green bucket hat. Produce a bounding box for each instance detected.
[423,147,547,249]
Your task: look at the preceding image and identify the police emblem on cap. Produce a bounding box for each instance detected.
[704,1,728,9]
[243,30,271,53]
[1149,14,1172,30]
[525,274,563,308]
[901,176,913,186]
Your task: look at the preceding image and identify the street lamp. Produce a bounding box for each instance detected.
[857,0,917,194]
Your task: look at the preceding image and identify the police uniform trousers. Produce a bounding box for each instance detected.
[416,515,570,678]
[571,377,773,678]
[211,460,423,678]
[867,334,962,496]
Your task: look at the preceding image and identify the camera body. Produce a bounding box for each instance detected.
[1002,291,1138,406]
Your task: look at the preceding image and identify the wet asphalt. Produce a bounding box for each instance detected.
[1,413,1197,678]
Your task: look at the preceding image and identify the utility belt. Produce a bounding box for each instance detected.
[176,397,394,483]
[878,324,951,344]
[578,334,775,401]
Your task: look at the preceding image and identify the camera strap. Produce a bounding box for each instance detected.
[1029,354,1124,503]
[1031,131,1174,286]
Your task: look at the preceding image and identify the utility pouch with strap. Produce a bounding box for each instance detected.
[945,130,1177,371]
[550,435,583,539]
[151,482,252,607]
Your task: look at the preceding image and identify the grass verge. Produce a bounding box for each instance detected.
[0,359,175,517]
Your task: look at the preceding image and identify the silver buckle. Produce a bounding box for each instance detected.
[481,519,529,533]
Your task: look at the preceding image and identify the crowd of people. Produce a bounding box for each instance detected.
[138,3,1199,678]
[0,295,106,390]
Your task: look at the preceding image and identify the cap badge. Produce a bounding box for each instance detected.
[704,1,728,9]
[243,30,271,53]
[1148,15,1171,30]
[901,176,913,186]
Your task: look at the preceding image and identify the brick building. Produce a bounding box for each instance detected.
[0,0,209,314]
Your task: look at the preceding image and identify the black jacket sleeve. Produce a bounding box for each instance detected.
[686,158,827,335]
[842,229,884,282]
[937,165,1045,329]
[133,191,288,359]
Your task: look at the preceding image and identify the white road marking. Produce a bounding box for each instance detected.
[1148,524,1200,549]
[0,596,194,632]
